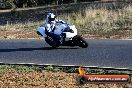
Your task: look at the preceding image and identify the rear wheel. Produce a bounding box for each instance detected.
[73,35,88,48]
[45,36,60,48]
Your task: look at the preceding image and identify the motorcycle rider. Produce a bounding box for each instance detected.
[45,12,66,44]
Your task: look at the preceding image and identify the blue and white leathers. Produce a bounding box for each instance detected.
[45,13,65,33]
[44,13,66,44]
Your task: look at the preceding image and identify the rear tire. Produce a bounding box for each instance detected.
[73,35,88,48]
[45,36,60,48]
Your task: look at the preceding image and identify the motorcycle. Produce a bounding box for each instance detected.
[37,23,88,48]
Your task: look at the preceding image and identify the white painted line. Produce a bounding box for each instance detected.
[115,68,131,70]
[118,39,132,40]
[59,65,77,66]
[43,64,56,66]
[0,62,131,70]
[101,67,115,69]
[84,66,99,68]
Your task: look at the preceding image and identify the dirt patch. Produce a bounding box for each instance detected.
[0,71,78,88]
[0,70,131,88]
[0,30,132,39]
[0,30,39,39]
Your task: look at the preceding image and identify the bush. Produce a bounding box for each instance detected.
[0,2,12,9]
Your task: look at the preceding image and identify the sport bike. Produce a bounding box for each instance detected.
[37,23,88,48]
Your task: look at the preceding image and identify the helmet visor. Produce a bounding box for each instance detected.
[49,18,55,21]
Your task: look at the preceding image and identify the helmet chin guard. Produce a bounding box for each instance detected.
[47,13,56,22]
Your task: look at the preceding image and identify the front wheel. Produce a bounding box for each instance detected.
[73,35,88,48]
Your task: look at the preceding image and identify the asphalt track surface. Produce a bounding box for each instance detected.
[0,39,132,68]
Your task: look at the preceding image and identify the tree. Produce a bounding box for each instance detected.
[13,0,37,8]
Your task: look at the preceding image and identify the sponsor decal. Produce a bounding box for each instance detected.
[78,66,130,84]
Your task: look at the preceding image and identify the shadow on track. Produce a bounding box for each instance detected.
[0,47,79,52]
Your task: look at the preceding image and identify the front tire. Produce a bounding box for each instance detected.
[73,35,88,48]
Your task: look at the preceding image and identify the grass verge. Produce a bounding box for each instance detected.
[0,5,132,39]
[60,5,132,38]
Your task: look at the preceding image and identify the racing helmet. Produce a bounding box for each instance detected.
[47,13,56,23]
